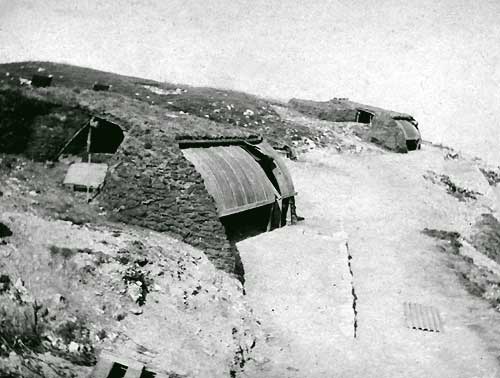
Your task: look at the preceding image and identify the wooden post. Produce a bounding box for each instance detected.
[266,204,274,231]
[86,125,92,202]
[54,120,89,160]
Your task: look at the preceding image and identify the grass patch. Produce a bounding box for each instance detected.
[421,228,462,255]
[423,171,480,201]
[479,168,500,186]
[422,228,500,311]
[471,213,500,265]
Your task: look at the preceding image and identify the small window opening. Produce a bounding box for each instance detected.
[106,362,128,378]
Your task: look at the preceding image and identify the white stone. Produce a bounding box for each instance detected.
[68,341,79,353]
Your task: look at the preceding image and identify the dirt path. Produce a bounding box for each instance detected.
[239,227,353,377]
[239,148,500,377]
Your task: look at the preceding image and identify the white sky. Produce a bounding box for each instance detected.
[1,0,499,164]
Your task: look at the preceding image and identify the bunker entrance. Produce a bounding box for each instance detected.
[221,205,274,243]
[356,109,374,124]
[180,139,297,242]
[59,117,124,193]
[106,362,128,378]
[57,116,124,161]
[406,140,420,151]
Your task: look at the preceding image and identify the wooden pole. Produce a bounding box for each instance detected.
[54,120,89,160]
[86,125,92,202]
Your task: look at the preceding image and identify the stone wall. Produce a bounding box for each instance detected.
[100,129,241,280]
[0,87,249,282]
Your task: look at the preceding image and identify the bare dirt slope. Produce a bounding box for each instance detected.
[239,145,500,377]
[0,208,262,377]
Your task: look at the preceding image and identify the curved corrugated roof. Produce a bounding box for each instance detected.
[397,120,420,140]
[182,146,277,217]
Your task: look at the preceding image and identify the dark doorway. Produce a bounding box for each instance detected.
[140,368,156,378]
[406,139,420,151]
[357,110,374,124]
[61,117,124,157]
[106,362,128,378]
[87,118,124,153]
[221,204,276,243]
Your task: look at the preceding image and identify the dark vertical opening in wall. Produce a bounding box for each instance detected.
[61,117,124,156]
[88,119,124,153]
[357,110,374,124]
[406,140,419,151]
[106,363,128,378]
[221,204,275,243]
[139,368,156,378]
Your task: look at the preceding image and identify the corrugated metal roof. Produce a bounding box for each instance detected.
[403,302,443,332]
[397,120,420,140]
[251,141,296,198]
[182,146,277,217]
[63,163,108,190]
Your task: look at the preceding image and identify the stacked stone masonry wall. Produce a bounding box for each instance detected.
[100,130,238,277]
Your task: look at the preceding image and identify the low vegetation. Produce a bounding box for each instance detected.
[471,214,500,265]
[423,170,481,201]
[422,228,500,311]
[479,168,500,186]
[421,228,462,255]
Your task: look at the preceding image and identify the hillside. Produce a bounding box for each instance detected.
[0,62,422,154]
[1,61,500,377]
[0,62,341,152]
[0,61,413,281]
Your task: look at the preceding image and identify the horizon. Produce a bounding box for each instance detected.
[1,0,499,164]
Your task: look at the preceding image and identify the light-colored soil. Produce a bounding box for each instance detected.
[239,227,353,377]
[239,146,500,377]
[0,210,261,377]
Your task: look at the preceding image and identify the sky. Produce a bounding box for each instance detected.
[1,0,499,164]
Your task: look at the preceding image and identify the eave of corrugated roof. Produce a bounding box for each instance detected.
[182,145,277,217]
